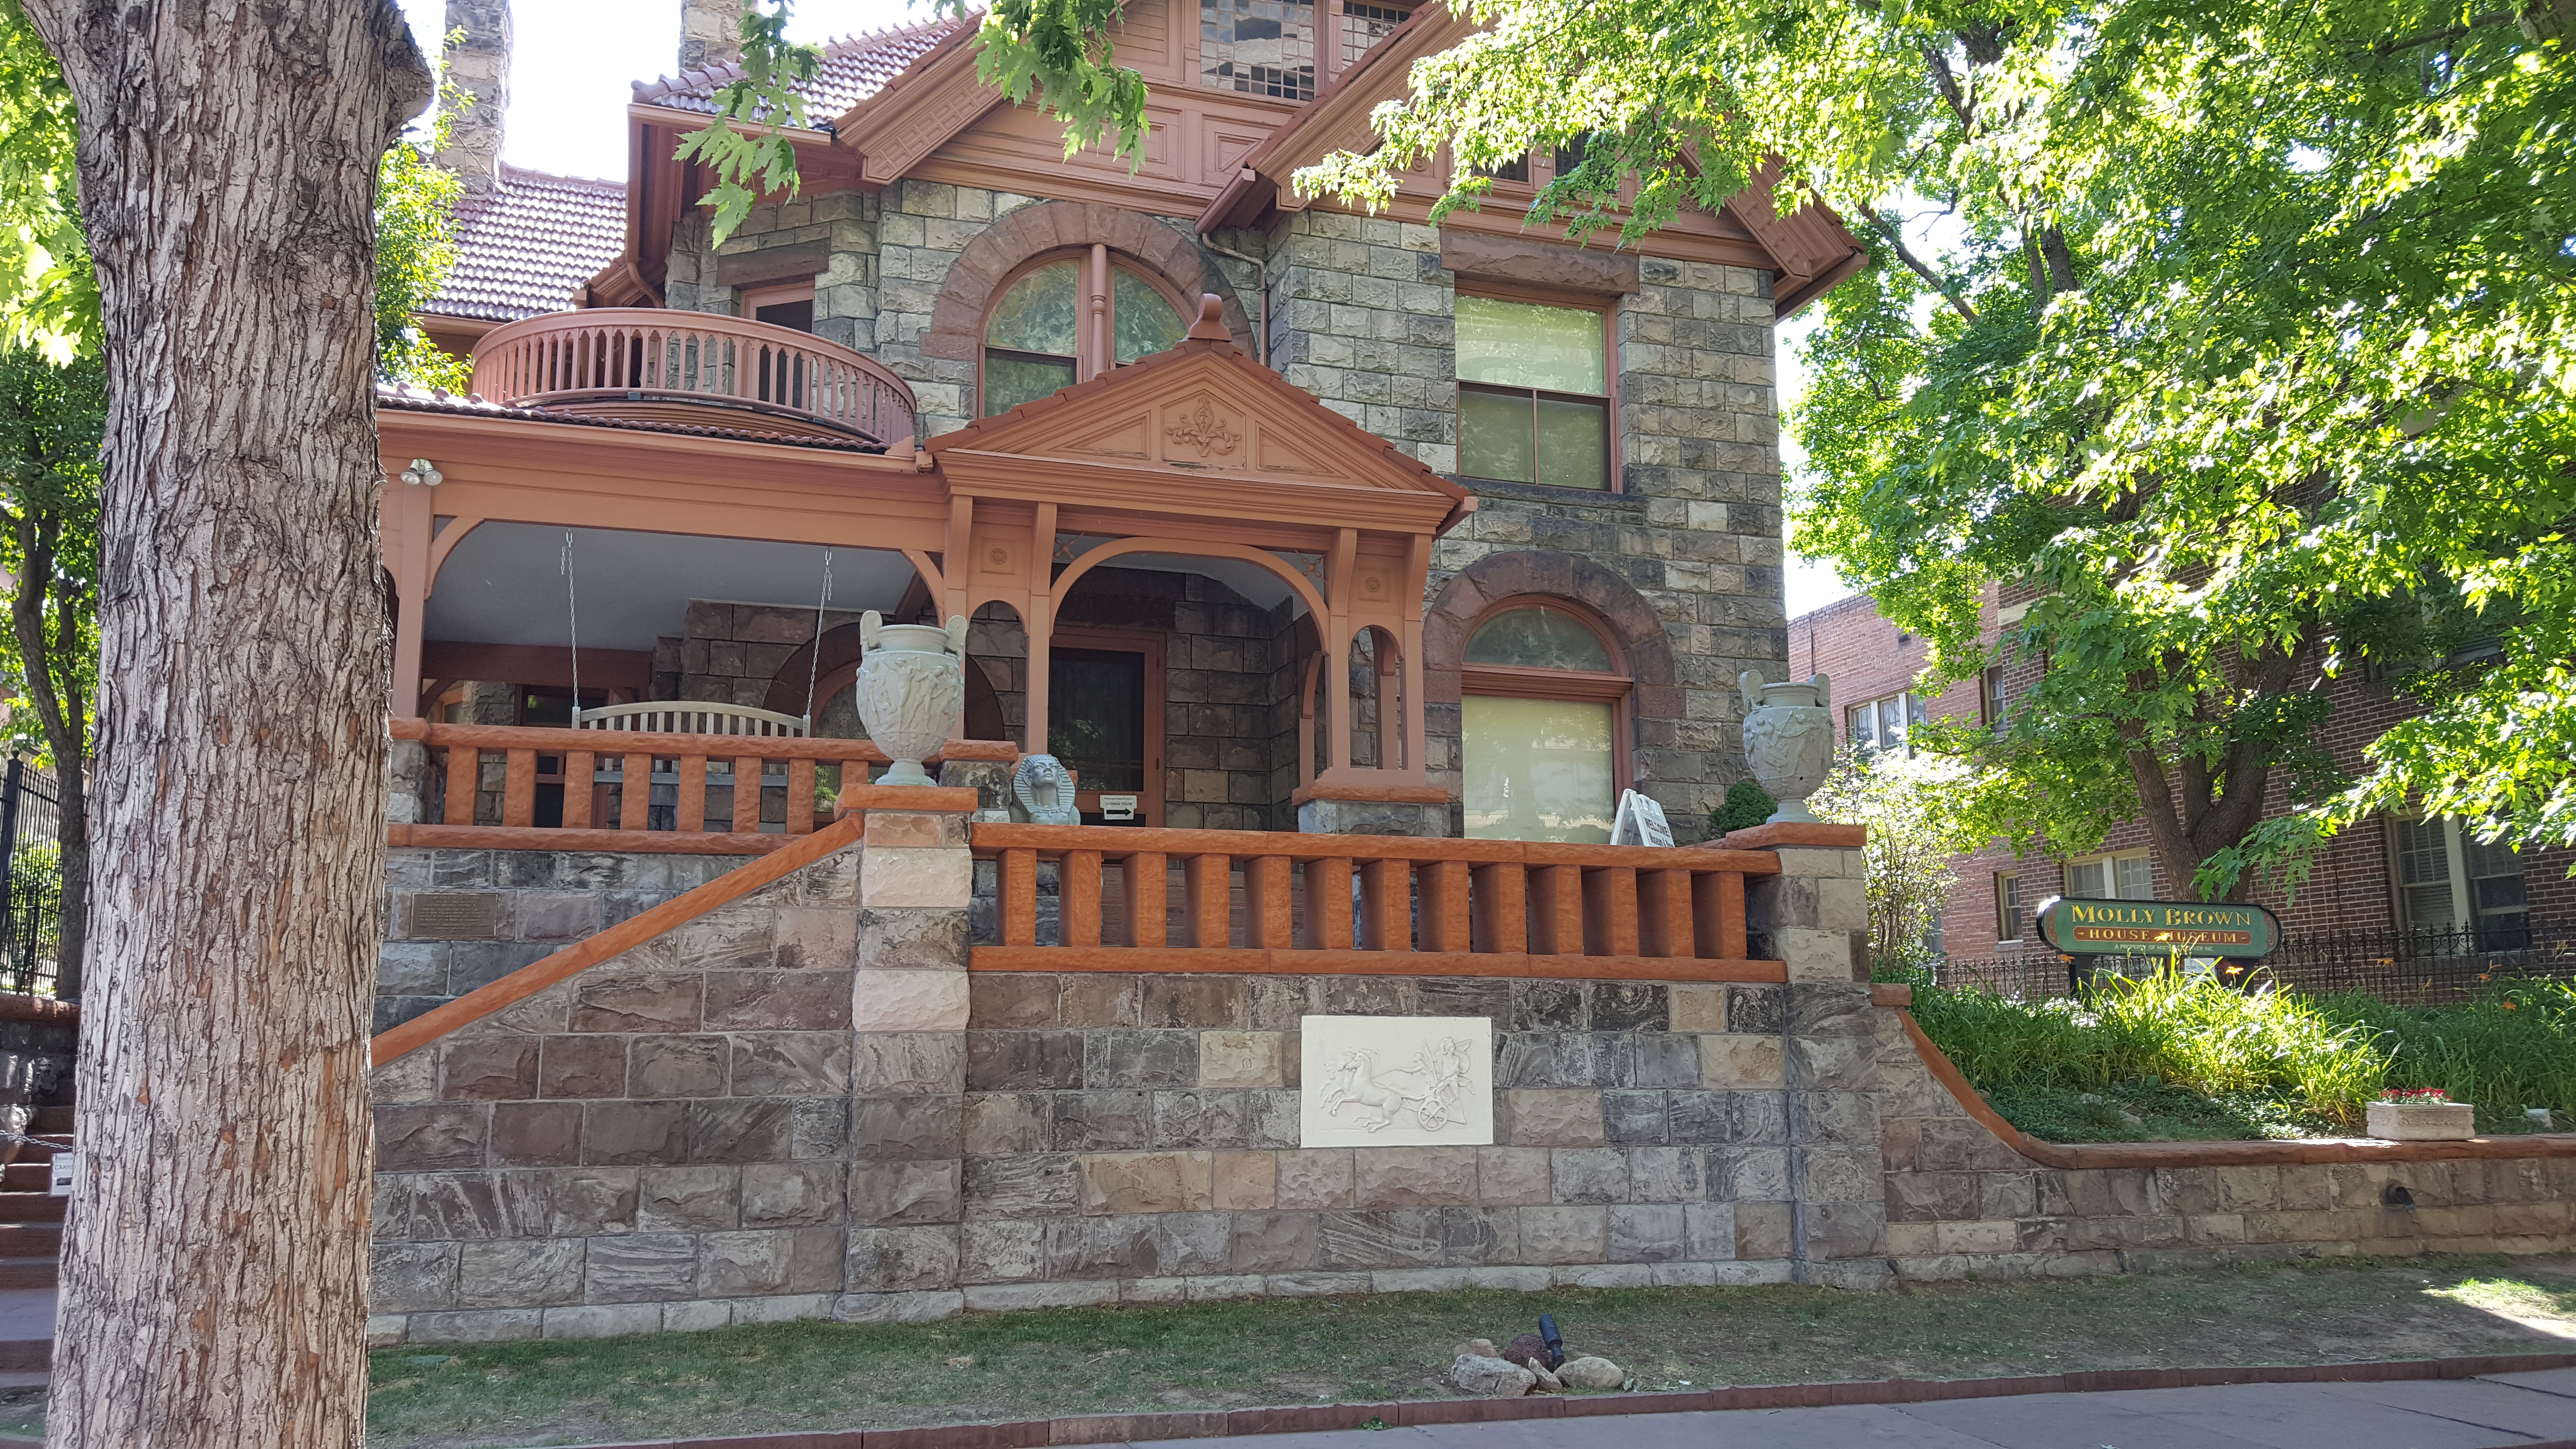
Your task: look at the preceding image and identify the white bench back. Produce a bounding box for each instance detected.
[573,703,810,737]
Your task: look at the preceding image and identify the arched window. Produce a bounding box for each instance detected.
[1460,601,1629,843]
[983,256,1189,416]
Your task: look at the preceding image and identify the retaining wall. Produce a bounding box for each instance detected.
[366,836,2576,1345]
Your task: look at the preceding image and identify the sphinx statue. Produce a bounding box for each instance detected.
[1011,752,1080,825]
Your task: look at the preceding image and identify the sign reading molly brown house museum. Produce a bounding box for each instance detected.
[2034,896,2283,960]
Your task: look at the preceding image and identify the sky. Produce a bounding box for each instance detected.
[390,0,1858,618]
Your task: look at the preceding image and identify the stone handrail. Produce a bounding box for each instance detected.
[970,821,1784,980]
[468,308,917,448]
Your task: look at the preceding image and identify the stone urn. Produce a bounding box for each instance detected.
[1739,670,1834,823]
[855,611,968,787]
[2366,1097,2477,1141]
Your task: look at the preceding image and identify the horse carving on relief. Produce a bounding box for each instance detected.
[1320,1036,1476,1133]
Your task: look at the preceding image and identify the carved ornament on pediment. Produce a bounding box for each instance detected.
[1166,401,1242,459]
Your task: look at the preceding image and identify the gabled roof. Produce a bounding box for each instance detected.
[930,301,1472,534]
[631,17,962,119]
[429,166,628,323]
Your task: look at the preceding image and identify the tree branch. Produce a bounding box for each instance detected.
[1864,208,1976,322]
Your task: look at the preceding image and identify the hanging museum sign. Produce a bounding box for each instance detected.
[2033,897,2282,960]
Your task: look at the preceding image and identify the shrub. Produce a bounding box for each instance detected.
[1707,780,1775,837]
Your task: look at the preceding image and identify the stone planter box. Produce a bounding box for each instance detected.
[2367,1099,2478,1141]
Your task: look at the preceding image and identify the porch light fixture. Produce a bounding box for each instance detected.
[400,458,443,487]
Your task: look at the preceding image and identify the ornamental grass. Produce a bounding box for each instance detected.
[1908,969,2576,1141]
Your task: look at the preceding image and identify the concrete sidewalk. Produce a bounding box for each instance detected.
[1132,1368,2576,1449]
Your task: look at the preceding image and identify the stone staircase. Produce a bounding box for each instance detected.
[0,1095,69,1378]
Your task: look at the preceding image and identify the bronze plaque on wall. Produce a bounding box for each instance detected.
[407,892,500,940]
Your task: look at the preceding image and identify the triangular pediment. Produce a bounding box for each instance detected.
[926,338,1468,513]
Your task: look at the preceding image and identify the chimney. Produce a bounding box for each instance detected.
[438,0,512,197]
[678,0,749,73]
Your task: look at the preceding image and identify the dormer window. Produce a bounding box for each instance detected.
[1202,0,1316,101]
[1339,0,1411,68]
[983,255,1189,416]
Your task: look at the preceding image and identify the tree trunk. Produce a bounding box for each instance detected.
[18,2,429,1444]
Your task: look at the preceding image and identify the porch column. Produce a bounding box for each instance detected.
[1374,636,1400,771]
[1400,616,1427,779]
[384,472,433,718]
[1321,634,1348,773]
[1023,593,1052,758]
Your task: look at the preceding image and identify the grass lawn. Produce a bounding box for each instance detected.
[15,1255,2559,1448]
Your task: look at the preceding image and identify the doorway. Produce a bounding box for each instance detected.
[1047,628,1165,826]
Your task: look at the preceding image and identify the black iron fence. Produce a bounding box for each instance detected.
[1937,917,2576,1007]
[0,759,63,997]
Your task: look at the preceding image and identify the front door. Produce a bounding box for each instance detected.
[1047,629,1164,825]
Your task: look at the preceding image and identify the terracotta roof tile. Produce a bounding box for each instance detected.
[428,165,628,323]
[631,18,962,120]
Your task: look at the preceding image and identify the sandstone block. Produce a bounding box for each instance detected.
[1668,983,1727,1033]
[850,1159,964,1224]
[964,1092,1050,1156]
[1700,1034,1785,1089]
[1214,1151,1277,1209]
[629,1036,729,1097]
[1199,1030,1284,1088]
[853,1031,964,1095]
[1275,1149,1353,1209]
[407,1308,544,1344]
[542,1304,663,1340]
[583,1233,699,1303]
[846,1225,961,1292]
[1476,1146,1551,1206]
[1353,1146,1479,1207]
[852,970,969,1032]
[1551,1147,1628,1205]
[857,907,970,971]
[960,1219,1045,1282]
[741,1163,844,1227]
[1520,1206,1606,1264]
[1079,1152,1213,1215]
[862,847,972,908]
[1736,1201,1793,1258]
[1506,1090,1604,1147]
[731,1033,854,1096]
[851,1095,963,1161]
[961,1281,1118,1312]
[961,1154,1077,1219]
[638,1166,741,1232]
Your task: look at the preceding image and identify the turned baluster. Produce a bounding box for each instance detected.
[563,750,596,829]
[1305,857,1355,950]
[1418,859,1472,952]
[674,755,707,833]
[1358,859,1410,951]
[1123,851,1168,949]
[1244,856,1293,949]
[1183,852,1231,949]
[1528,865,1584,955]
[731,756,762,833]
[1470,862,1527,954]
[1583,867,1640,956]
[443,744,478,827]
[1001,847,1039,947]
[1062,850,1104,948]
[500,748,537,828]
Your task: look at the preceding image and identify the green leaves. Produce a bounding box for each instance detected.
[954,0,1152,164]
[0,0,94,361]
[377,45,469,391]
[675,1,825,248]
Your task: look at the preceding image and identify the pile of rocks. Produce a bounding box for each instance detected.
[1444,1334,1628,1398]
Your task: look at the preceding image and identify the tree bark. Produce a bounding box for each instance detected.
[17,2,429,1444]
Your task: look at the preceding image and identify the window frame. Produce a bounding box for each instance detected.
[2387,813,2529,942]
[1995,871,2023,944]
[1459,596,1634,839]
[1197,0,1321,102]
[739,280,817,332]
[1452,283,1620,494]
[979,249,1195,418]
[2065,848,2154,901]
[1980,664,2008,730]
[1846,689,1926,755]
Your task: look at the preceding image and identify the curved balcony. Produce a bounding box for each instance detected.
[469,309,916,449]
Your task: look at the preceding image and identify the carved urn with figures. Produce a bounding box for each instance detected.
[1738,670,1835,823]
[855,611,968,787]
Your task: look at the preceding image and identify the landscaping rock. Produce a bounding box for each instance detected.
[1448,1353,1536,1397]
[1530,1361,1563,1394]
[1557,1356,1626,1390]
[1502,1333,1550,1369]
[1453,1337,1498,1360]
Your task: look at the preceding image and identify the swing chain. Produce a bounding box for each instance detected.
[802,548,833,730]
[562,530,581,724]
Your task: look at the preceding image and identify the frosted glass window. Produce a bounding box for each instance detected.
[1457,296,1606,393]
[987,263,1079,356]
[1463,695,1614,843]
[1466,607,1612,671]
[1112,271,1186,364]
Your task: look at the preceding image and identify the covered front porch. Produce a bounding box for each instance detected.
[379,301,1464,852]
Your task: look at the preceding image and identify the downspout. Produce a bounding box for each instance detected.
[1197,231,1268,368]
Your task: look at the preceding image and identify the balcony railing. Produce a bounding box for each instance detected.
[468,309,917,449]
[389,721,1008,853]
[972,822,1783,980]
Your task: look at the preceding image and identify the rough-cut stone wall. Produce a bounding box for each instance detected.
[661,193,883,354]
[370,846,863,1345]
[376,850,797,1035]
[1875,1015,2576,1274]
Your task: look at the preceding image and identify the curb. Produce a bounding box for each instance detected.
[546,1350,2576,1449]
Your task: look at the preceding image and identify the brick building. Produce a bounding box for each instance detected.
[1793,591,2576,964]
